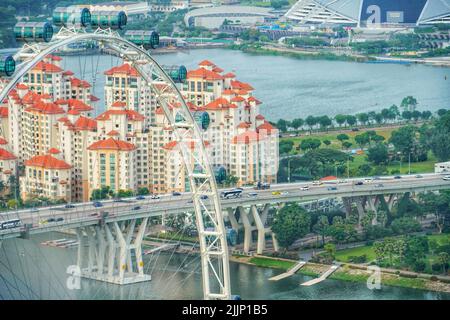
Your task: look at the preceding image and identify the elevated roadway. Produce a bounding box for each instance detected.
[1,173,449,241]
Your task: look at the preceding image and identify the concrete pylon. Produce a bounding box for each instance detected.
[75,218,151,285]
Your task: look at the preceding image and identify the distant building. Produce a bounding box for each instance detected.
[285,0,450,28]
[88,1,150,20]
[435,161,450,173]
[150,0,189,13]
[184,6,276,29]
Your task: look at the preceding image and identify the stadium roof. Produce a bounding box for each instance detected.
[285,0,450,26]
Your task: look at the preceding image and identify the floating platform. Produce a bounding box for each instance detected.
[300,265,339,286]
[269,261,306,281]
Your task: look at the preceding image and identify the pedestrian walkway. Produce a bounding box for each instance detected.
[300,265,340,286]
[269,261,306,281]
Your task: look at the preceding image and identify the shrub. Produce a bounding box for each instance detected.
[412,260,426,272]
[348,255,367,263]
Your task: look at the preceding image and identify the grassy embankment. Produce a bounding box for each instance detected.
[231,234,450,292]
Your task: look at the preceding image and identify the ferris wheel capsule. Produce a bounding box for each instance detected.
[14,21,54,43]
[0,55,15,77]
[52,7,91,28]
[124,30,159,49]
[162,65,187,83]
[90,11,127,30]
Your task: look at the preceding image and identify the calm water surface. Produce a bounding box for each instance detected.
[61,49,450,120]
[0,235,448,300]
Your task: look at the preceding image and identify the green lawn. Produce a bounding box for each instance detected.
[249,257,295,270]
[335,245,376,263]
[282,127,396,153]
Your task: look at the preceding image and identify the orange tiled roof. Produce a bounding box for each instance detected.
[257,121,276,134]
[212,66,224,73]
[0,148,16,160]
[73,116,97,131]
[112,101,127,108]
[25,154,71,169]
[231,131,259,145]
[70,78,91,88]
[0,137,7,145]
[45,54,62,61]
[63,70,74,76]
[256,114,265,120]
[202,97,237,110]
[198,60,215,66]
[32,61,63,73]
[0,107,8,118]
[231,80,254,91]
[90,95,100,102]
[248,96,262,105]
[237,122,250,129]
[223,72,235,78]
[187,68,223,81]
[26,101,65,115]
[88,137,135,151]
[231,96,245,103]
[104,63,139,77]
[48,148,60,154]
[67,109,80,115]
[95,109,145,122]
[107,130,120,136]
[16,83,28,90]
[67,99,93,112]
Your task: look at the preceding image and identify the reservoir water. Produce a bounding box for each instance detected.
[61,49,450,121]
[0,234,448,300]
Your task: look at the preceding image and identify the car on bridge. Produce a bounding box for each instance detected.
[394,175,402,179]
[150,194,160,199]
[92,201,103,208]
[375,183,384,188]
[172,192,182,196]
[136,195,145,200]
[56,217,64,222]
[132,206,141,211]
[327,186,337,191]
[65,204,75,209]
[300,186,310,191]
[272,191,281,195]
[355,181,364,186]
[443,175,450,181]
[247,192,258,198]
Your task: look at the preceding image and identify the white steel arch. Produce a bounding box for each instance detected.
[0,27,231,300]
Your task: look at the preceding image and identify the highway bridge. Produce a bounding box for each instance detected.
[1,173,449,284]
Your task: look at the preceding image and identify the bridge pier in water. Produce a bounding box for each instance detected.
[75,218,151,285]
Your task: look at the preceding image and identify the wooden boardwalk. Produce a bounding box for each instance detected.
[269,261,306,281]
[300,265,340,286]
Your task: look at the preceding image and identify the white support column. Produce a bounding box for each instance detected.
[239,206,255,253]
[105,224,115,277]
[96,226,106,275]
[134,218,148,276]
[226,208,240,231]
[77,219,151,285]
[251,205,266,255]
[76,228,85,270]
[367,196,379,225]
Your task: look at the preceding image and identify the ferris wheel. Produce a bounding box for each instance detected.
[0,7,231,300]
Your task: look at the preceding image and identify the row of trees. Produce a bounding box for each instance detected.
[90,186,150,200]
[275,99,445,134]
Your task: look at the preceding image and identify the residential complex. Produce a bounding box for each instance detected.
[0,55,278,202]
